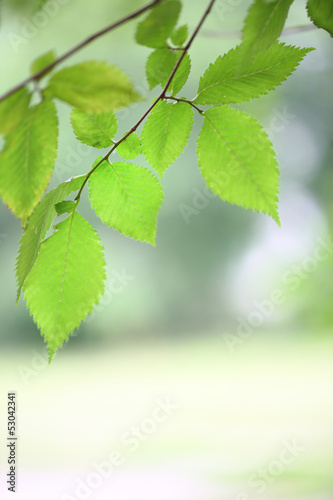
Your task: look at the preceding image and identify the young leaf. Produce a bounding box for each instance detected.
[116,133,142,160]
[135,0,181,48]
[146,50,191,95]
[307,0,333,37]
[70,108,118,148]
[23,210,106,361]
[141,100,194,177]
[171,24,188,47]
[16,175,86,302]
[45,61,142,113]
[239,0,295,63]
[194,43,314,105]
[197,106,280,223]
[88,159,163,245]
[167,53,191,95]
[30,50,56,77]
[0,87,31,136]
[146,49,178,90]
[0,99,58,226]
[55,200,76,215]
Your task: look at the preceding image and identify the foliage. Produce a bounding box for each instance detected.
[0,0,330,360]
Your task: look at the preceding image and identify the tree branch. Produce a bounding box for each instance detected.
[0,0,164,104]
[75,0,217,201]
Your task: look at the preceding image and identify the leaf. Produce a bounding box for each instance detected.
[23,210,106,361]
[167,53,191,95]
[55,200,76,215]
[70,108,118,148]
[194,43,314,106]
[30,50,56,77]
[0,99,58,226]
[239,0,295,64]
[34,0,49,12]
[0,87,31,136]
[117,133,142,160]
[171,24,188,47]
[197,106,280,223]
[141,100,194,176]
[307,0,333,37]
[88,159,163,245]
[16,175,85,302]
[135,0,181,48]
[146,49,191,95]
[146,49,178,90]
[45,61,143,113]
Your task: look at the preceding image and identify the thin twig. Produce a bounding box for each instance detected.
[0,0,164,104]
[164,95,204,114]
[75,0,217,201]
[199,23,317,39]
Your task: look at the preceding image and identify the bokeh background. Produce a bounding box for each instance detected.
[0,0,332,498]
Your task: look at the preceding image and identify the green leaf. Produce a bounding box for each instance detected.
[197,106,280,223]
[135,0,181,48]
[194,43,314,105]
[16,175,85,302]
[146,49,178,90]
[307,0,333,37]
[70,108,118,148]
[167,53,191,95]
[30,50,56,77]
[88,159,163,245]
[0,88,31,136]
[23,210,106,361]
[171,24,188,47]
[117,133,142,160]
[141,100,194,177]
[146,50,191,95]
[45,61,143,113]
[0,99,58,226]
[55,200,76,215]
[240,0,295,63]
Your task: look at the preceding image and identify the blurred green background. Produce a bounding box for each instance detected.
[0,0,332,499]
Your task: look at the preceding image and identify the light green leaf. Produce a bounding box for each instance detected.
[146,49,178,90]
[141,100,194,177]
[167,53,191,95]
[197,106,280,223]
[194,43,314,105]
[146,49,191,95]
[55,200,76,215]
[0,87,31,136]
[307,0,333,37]
[30,50,56,77]
[135,0,181,48]
[240,0,295,63]
[70,108,118,148]
[171,24,188,47]
[0,99,58,226]
[88,159,163,244]
[16,175,85,302]
[117,133,141,160]
[23,210,106,361]
[45,61,143,113]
